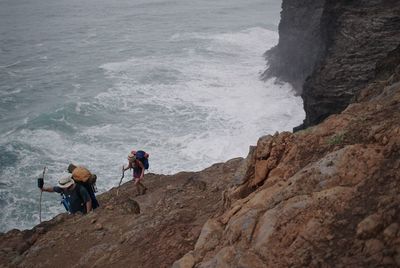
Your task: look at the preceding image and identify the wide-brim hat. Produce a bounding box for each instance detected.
[58,175,75,188]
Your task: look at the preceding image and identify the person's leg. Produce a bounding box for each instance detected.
[133,178,141,196]
[138,181,147,194]
[134,179,147,195]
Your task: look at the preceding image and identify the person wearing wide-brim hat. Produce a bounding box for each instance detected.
[41,175,92,214]
[67,164,100,210]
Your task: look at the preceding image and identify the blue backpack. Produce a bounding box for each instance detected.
[135,150,149,170]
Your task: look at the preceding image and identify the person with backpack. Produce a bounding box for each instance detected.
[67,164,99,209]
[123,150,149,196]
[40,175,92,214]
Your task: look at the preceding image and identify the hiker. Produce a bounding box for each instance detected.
[40,175,92,214]
[123,150,149,196]
[67,164,99,209]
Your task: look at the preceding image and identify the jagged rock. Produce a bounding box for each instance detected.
[123,198,140,214]
[237,250,266,268]
[395,253,400,266]
[231,156,250,186]
[254,160,269,186]
[364,239,384,256]
[75,243,118,267]
[171,252,195,268]
[253,208,278,254]
[383,223,399,239]
[94,223,103,231]
[197,246,236,268]
[356,214,383,238]
[194,219,223,253]
[175,80,400,267]
[382,256,395,266]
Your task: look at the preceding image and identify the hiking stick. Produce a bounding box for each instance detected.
[117,165,125,196]
[39,191,42,223]
[39,166,47,223]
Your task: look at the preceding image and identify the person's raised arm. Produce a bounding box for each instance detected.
[41,186,55,192]
[123,162,131,171]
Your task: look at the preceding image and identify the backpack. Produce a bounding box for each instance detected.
[60,183,99,212]
[59,184,85,213]
[134,150,149,170]
[67,164,100,209]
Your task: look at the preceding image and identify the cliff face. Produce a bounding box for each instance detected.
[265,0,400,130]
[262,0,326,92]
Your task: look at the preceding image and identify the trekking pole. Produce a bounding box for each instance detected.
[38,166,47,223]
[117,165,125,196]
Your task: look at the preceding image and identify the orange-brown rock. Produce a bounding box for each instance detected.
[176,79,400,267]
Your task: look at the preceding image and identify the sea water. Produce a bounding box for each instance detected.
[0,0,304,232]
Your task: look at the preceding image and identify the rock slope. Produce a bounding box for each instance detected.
[174,56,400,268]
[0,158,244,268]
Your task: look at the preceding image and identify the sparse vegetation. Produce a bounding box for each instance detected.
[327,133,345,145]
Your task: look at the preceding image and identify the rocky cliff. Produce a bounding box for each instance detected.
[1,1,400,268]
[264,0,400,130]
[174,80,400,267]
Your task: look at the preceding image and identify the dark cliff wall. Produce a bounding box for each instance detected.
[262,0,326,92]
[265,0,400,130]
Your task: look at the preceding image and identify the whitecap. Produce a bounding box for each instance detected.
[0,61,21,68]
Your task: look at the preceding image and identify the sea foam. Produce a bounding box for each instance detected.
[0,26,304,232]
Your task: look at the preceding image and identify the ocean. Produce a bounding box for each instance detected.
[0,0,304,232]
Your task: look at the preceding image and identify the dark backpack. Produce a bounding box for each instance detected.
[75,180,100,210]
[135,150,149,170]
[59,184,85,213]
[66,164,100,210]
[60,183,99,212]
